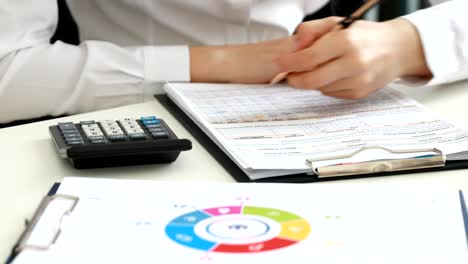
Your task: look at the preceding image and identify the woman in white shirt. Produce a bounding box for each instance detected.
[276,0,468,99]
[0,0,329,124]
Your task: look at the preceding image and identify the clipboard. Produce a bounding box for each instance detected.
[6,184,79,264]
[156,94,468,183]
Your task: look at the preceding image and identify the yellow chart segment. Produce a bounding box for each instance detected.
[278,219,311,241]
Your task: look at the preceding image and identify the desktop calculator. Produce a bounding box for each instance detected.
[49,116,192,169]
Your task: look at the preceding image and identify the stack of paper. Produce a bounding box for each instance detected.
[164,83,468,180]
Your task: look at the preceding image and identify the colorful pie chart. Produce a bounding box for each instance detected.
[165,205,311,253]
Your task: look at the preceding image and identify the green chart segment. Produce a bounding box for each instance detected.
[165,205,311,253]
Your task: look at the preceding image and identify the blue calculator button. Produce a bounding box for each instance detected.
[142,119,160,125]
[140,116,157,121]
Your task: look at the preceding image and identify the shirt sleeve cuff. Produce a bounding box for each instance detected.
[402,6,462,86]
[144,45,190,82]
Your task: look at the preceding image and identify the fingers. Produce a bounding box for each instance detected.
[319,76,372,99]
[322,89,368,100]
[294,17,341,50]
[287,55,364,90]
[275,31,348,74]
[304,73,379,100]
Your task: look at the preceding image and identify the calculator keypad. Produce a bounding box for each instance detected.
[57,116,170,146]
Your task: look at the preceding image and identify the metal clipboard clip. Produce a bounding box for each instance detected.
[307,146,446,178]
[13,194,79,254]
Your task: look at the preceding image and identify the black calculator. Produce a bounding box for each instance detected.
[49,116,192,169]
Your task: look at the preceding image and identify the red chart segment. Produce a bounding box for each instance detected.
[212,237,297,253]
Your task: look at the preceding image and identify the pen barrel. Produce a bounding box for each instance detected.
[331,0,366,16]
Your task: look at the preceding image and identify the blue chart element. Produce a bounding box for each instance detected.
[169,210,211,225]
[166,225,216,251]
[165,210,216,251]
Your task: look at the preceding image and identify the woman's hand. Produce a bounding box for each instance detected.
[190,36,298,84]
[275,17,432,99]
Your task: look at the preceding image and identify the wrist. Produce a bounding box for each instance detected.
[383,19,431,78]
[190,46,230,83]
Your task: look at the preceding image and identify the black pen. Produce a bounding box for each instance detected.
[270,0,383,84]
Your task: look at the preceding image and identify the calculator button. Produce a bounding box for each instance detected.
[100,120,117,124]
[101,121,119,127]
[87,136,106,141]
[83,128,101,134]
[148,127,166,133]
[85,131,104,137]
[101,124,119,129]
[151,131,169,139]
[106,130,124,136]
[90,139,108,144]
[122,124,140,130]
[129,133,147,140]
[60,128,78,135]
[140,116,158,121]
[126,129,144,134]
[81,123,99,128]
[61,129,79,135]
[142,119,160,125]
[66,140,85,146]
[102,125,122,131]
[65,136,84,142]
[144,124,162,129]
[109,134,128,142]
[80,121,97,125]
[82,126,101,132]
[58,122,76,130]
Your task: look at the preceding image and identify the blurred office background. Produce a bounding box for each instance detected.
[304,0,430,22]
[374,0,430,20]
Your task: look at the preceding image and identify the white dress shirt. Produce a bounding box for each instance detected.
[0,0,328,123]
[403,0,468,86]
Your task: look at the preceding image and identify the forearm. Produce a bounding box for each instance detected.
[190,36,298,84]
[401,0,468,85]
[381,19,431,78]
[190,46,229,83]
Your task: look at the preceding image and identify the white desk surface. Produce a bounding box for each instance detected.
[2,82,468,260]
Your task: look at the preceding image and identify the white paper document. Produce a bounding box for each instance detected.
[164,83,468,179]
[11,177,468,264]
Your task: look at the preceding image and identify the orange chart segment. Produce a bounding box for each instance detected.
[279,220,311,241]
